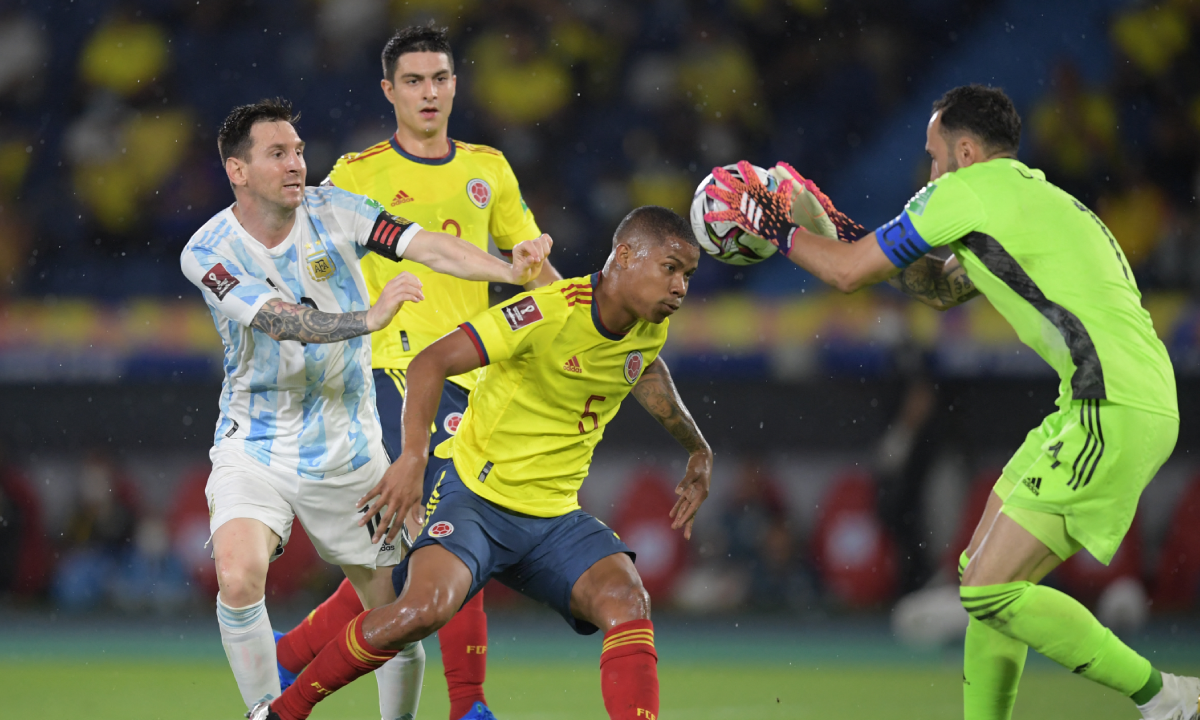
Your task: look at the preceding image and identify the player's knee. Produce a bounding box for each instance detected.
[608,575,652,622]
[380,592,456,648]
[214,558,267,606]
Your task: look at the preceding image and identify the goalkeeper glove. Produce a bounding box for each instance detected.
[704,160,797,252]
[768,162,865,244]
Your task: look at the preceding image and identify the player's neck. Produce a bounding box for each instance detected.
[393,125,451,159]
[593,272,636,334]
[232,197,297,250]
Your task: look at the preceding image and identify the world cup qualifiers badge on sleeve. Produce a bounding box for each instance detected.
[624,350,644,384]
[502,297,543,330]
[202,263,240,300]
[467,178,491,209]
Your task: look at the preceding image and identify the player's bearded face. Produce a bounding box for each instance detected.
[243,121,307,209]
[625,238,699,324]
[386,52,456,137]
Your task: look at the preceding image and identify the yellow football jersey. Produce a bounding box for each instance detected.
[434,274,669,517]
[325,135,541,391]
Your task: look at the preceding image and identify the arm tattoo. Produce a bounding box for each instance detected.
[889,253,979,309]
[250,298,370,343]
[631,358,710,455]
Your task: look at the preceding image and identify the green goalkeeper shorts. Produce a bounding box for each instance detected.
[994,399,1178,565]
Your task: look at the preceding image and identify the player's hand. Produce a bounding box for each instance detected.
[367,271,424,332]
[357,451,426,544]
[669,448,713,540]
[508,234,552,286]
[769,162,866,243]
[704,160,797,250]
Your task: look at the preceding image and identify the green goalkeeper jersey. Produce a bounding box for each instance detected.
[873,158,1177,418]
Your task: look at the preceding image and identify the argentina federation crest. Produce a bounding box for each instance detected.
[304,236,336,281]
[623,350,644,384]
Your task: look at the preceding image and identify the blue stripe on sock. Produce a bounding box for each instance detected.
[217,597,267,631]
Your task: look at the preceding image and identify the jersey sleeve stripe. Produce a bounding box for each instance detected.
[497,247,513,258]
[874,212,932,268]
[459,322,490,366]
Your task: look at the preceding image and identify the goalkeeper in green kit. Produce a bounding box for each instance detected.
[707,84,1198,720]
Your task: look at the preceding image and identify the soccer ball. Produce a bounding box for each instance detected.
[689,163,780,266]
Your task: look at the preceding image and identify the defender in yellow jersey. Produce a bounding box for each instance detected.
[273,26,562,720]
[260,207,712,720]
[446,271,670,517]
[326,135,546,389]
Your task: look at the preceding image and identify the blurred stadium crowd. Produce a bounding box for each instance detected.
[4,0,1200,625]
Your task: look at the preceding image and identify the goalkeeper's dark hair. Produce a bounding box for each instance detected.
[383,24,453,81]
[614,206,698,249]
[932,84,1021,155]
[217,98,299,163]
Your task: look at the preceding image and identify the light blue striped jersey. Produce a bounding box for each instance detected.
[180,186,421,479]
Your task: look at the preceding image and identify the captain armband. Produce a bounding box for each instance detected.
[365,211,420,262]
[874,212,933,268]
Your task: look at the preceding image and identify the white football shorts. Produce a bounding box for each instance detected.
[205,447,403,568]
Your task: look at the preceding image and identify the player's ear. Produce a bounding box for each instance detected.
[381,78,395,103]
[613,241,632,269]
[225,156,247,188]
[958,135,978,168]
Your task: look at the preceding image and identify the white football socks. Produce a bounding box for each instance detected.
[376,640,426,720]
[216,594,282,709]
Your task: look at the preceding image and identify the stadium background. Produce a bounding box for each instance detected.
[2,0,1200,717]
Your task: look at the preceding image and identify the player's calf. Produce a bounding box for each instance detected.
[571,555,659,720]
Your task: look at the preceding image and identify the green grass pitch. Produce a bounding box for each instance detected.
[3,658,1149,719]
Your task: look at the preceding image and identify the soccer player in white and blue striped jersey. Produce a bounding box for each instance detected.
[180,98,550,716]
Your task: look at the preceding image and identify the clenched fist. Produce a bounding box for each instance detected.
[508,233,553,286]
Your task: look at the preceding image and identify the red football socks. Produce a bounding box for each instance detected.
[440,589,489,719]
[272,611,396,720]
[275,578,365,674]
[599,619,659,720]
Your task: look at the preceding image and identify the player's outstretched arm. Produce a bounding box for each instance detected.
[631,357,713,540]
[888,247,979,310]
[249,272,424,342]
[404,230,552,285]
[357,329,482,543]
[705,161,893,293]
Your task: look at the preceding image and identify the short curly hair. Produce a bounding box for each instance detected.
[382,24,453,82]
[217,98,299,163]
[932,85,1021,155]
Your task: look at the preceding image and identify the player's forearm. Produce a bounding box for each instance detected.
[406,230,515,283]
[397,351,447,459]
[784,228,896,293]
[399,331,484,458]
[888,253,979,310]
[631,358,711,457]
[250,299,369,343]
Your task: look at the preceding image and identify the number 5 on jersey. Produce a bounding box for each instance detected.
[579,395,606,434]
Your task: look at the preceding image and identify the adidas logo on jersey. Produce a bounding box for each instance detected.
[391,190,414,206]
[563,355,583,373]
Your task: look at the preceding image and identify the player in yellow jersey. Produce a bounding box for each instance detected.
[251,206,713,720]
[273,26,562,720]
